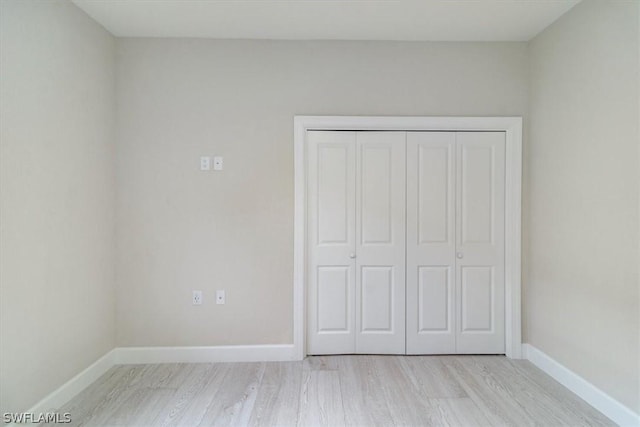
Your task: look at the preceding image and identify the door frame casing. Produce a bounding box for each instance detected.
[293,116,523,359]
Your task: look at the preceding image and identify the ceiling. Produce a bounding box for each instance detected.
[72,0,580,42]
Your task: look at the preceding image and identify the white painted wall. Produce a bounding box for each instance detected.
[0,0,116,414]
[115,39,528,347]
[527,0,639,413]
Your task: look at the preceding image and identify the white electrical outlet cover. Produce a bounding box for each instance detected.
[193,290,203,305]
[200,157,210,171]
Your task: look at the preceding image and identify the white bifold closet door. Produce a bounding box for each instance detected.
[308,130,505,355]
[406,131,505,354]
[307,131,406,355]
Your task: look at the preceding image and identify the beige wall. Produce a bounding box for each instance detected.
[527,0,639,412]
[115,39,528,346]
[0,0,116,415]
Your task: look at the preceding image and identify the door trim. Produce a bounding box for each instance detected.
[293,116,523,359]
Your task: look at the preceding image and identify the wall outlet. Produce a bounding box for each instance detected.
[200,157,210,171]
[192,290,203,305]
[216,290,225,305]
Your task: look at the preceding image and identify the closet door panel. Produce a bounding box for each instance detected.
[361,266,394,332]
[355,132,406,354]
[406,132,456,354]
[307,131,356,355]
[460,266,493,331]
[418,266,451,331]
[317,267,350,332]
[360,146,392,244]
[455,132,505,354]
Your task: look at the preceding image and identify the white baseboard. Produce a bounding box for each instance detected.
[26,349,116,414]
[114,344,298,364]
[522,344,640,427]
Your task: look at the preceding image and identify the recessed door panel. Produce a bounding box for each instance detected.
[361,146,392,244]
[418,146,451,244]
[418,266,452,332]
[317,267,350,332]
[460,266,493,332]
[318,146,350,244]
[460,146,494,244]
[361,266,393,332]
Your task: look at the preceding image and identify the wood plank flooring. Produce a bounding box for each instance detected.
[49,356,614,426]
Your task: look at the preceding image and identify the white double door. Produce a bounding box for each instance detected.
[307,130,505,355]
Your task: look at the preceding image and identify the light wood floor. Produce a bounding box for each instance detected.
[51,355,614,426]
